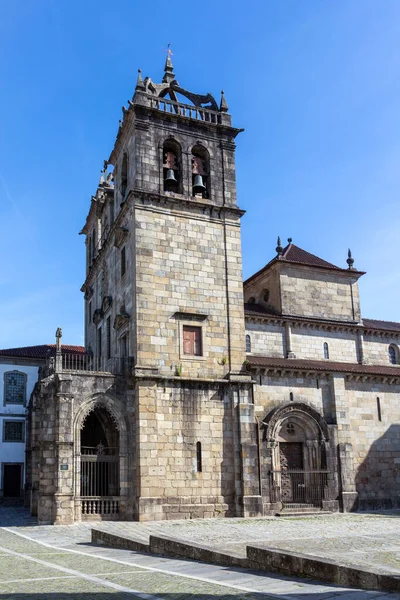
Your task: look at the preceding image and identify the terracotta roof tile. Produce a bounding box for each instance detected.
[281,243,341,270]
[244,243,365,285]
[247,355,400,377]
[0,344,85,360]
[362,319,400,333]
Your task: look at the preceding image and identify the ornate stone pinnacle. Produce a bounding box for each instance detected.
[136,68,145,90]
[288,237,292,244]
[162,44,175,84]
[347,248,355,270]
[220,90,228,112]
[276,236,283,256]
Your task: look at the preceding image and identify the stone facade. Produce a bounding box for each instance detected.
[26,58,400,524]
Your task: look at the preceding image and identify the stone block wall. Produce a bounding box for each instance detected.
[136,379,237,521]
[363,334,400,365]
[246,322,285,357]
[291,328,358,363]
[245,321,358,364]
[134,201,246,376]
[345,379,400,509]
[253,374,333,423]
[244,263,282,314]
[280,266,361,322]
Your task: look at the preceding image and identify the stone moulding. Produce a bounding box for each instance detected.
[113,312,130,331]
[92,308,103,325]
[101,295,112,314]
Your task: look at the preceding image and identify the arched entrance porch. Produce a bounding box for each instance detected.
[74,398,127,521]
[261,402,339,512]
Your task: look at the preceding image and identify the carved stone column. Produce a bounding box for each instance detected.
[285,322,296,358]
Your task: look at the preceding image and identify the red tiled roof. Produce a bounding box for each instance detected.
[0,344,85,360]
[247,355,400,377]
[363,319,400,333]
[281,243,341,270]
[244,243,365,285]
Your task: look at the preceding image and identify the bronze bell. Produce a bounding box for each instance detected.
[165,169,177,183]
[193,174,206,195]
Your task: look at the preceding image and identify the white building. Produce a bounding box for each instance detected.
[0,344,84,500]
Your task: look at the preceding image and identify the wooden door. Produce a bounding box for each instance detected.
[3,464,22,497]
[280,442,303,502]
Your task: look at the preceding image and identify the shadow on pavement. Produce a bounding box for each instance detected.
[0,504,37,528]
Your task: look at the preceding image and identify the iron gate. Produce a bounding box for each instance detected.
[269,469,329,507]
[80,443,119,517]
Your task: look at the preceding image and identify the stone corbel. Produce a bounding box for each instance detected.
[114,226,129,248]
[92,309,104,325]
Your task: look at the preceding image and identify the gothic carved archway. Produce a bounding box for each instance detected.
[261,402,332,508]
[73,394,128,521]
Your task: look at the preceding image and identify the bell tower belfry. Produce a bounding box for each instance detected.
[105,54,247,379]
[80,55,258,521]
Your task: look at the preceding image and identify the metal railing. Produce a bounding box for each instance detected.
[61,354,131,375]
[150,96,221,124]
[269,469,329,507]
[81,454,119,497]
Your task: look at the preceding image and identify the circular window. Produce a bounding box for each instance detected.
[247,297,255,304]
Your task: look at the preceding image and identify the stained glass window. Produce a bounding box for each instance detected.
[4,371,26,404]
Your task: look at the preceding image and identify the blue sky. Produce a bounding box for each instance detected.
[1,0,400,348]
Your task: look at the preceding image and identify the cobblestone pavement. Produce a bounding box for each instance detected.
[0,508,399,599]
[91,511,400,573]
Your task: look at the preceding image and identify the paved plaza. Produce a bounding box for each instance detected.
[1,506,400,599]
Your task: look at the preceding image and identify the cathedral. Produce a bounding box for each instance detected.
[27,56,400,524]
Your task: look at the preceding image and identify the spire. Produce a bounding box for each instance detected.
[162,44,175,84]
[136,68,145,90]
[220,90,228,112]
[347,248,355,270]
[276,236,283,257]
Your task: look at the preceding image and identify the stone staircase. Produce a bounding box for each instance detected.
[276,503,332,517]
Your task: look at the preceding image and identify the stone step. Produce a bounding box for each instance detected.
[275,510,333,517]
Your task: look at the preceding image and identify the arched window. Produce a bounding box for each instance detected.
[120,153,128,199]
[191,145,210,198]
[163,140,182,193]
[245,334,251,353]
[389,345,398,365]
[196,441,202,472]
[323,342,329,359]
[4,371,27,405]
[377,397,382,421]
[289,392,294,402]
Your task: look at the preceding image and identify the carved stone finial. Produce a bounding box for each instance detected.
[55,327,62,353]
[220,90,228,112]
[136,68,145,90]
[276,236,283,257]
[162,44,175,84]
[347,248,355,270]
[287,237,292,244]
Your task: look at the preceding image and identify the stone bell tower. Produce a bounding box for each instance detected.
[79,54,259,521]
